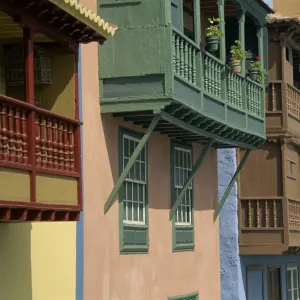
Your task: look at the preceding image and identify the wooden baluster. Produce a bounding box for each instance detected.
[68,124,74,171]
[208,58,212,94]
[273,199,277,227]
[256,200,260,227]
[188,46,192,82]
[35,115,41,167]
[192,49,196,84]
[7,107,15,161]
[227,72,231,103]
[46,118,53,169]
[184,41,188,79]
[40,116,46,167]
[176,35,180,74]
[265,199,268,227]
[58,121,64,169]
[0,103,2,160]
[248,200,252,227]
[180,38,184,77]
[14,108,22,163]
[21,110,28,164]
[1,104,8,161]
[204,56,208,92]
[172,33,176,73]
[63,123,69,170]
[52,120,58,169]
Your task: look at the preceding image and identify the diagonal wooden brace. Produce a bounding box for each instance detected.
[213,149,251,221]
[104,115,160,214]
[169,139,214,220]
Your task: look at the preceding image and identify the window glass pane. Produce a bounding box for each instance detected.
[122,134,146,225]
[293,269,298,288]
[173,146,193,226]
[288,290,293,300]
[288,269,292,290]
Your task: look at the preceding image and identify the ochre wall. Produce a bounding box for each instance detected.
[0,222,76,300]
[82,0,220,299]
[3,46,75,118]
[273,0,300,16]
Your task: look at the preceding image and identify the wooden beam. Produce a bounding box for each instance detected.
[159,110,255,149]
[0,0,77,48]
[169,139,214,220]
[213,149,251,221]
[104,115,160,214]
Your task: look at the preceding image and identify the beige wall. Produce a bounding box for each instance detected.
[273,0,300,16]
[82,0,220,299]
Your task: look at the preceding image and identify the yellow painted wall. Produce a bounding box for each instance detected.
[0,222,76,300]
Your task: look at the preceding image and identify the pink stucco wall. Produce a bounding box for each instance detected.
[81,1,220,299]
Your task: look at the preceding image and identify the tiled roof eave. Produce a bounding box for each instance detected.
[47,0,117,39]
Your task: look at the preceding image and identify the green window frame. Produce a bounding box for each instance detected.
[168,292,199,300]
[119,127,148,254]
[287,266,300,300]
[171,141,195,252]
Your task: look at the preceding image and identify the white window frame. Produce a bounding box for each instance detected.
[287,266,299,300]
[174,146,193,226]
[122,134,146,226]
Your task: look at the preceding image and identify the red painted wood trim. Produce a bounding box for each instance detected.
[0,161,33,171]
[74,49,83,207]
[0,200,81,210]
[24,27,36,203]
[36,167,80,178]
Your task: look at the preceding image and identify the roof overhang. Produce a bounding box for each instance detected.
[0,0,117,45]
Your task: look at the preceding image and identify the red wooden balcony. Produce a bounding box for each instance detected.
[0,95,82,221]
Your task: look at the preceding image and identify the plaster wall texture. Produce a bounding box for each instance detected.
[218,148,246,300]
[81,1,220,299]
[0,222,76,300]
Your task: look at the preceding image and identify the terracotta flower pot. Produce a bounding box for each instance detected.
[249,68,259,81]
[231,60,241,73]
[205,36,219,52]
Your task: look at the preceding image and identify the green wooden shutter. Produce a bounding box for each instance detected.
[119,127,148,254]
[168,292,199,300]
[171,141,195,252]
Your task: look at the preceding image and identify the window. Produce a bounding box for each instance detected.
[119,128,148,254]
[183,0,195,41]
[168,292,198,300]
[287,266,299,300]
[287,160,296,179]
[171,143,194,252]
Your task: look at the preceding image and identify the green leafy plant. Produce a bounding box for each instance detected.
[205,17,224,38]
[230,40,247,61]
[250,56,267,84]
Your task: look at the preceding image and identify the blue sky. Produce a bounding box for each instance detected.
[264,0,272,7]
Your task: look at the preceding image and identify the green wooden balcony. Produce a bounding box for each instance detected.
[99,0,270,149]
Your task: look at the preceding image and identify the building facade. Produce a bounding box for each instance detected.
[0,1,115,299]
[219,1,300,300]
[82,0,269,299]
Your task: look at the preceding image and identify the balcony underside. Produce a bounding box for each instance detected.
[0,202,80,222]
[111,101,265,149]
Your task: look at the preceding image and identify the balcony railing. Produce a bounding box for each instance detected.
[172,28,200,85]
[288,199,300,230]
[287,83,300,118]
[0,95,80,176]
[172,28,264,119]
[240,197,283,229]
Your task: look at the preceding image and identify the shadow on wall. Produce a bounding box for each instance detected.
[0,223,32,300]
[102,113,217,212]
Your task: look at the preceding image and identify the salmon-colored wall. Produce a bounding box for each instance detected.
[273,0,300,16]
[81,0,220,299]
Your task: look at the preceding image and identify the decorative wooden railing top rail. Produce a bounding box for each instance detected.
[0,94,81,178]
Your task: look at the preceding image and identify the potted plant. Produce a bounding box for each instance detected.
[229,40,247,73]
[249,56,267,83]
[205,17,224,52]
